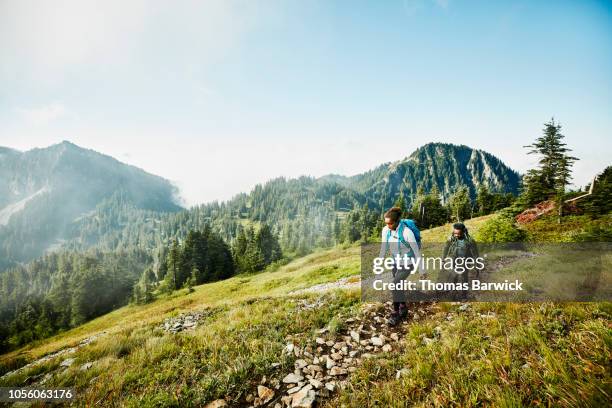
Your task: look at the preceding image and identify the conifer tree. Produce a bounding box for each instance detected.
[449,186,472,222]
[583,166,612,216]
[165,239,181,290]
[411,186,449,228]
[255,224,282,265]
[476,184,494,215]
[394,195,406,213]
[521,118,578,209]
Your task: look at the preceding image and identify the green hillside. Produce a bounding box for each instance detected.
[0,141,520,269]
[0,141,182,267]
[1,215,609,407]
[0,142,525,353]
[348,143,521,203]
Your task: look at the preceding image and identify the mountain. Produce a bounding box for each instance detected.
[0,141,182,268]
[0,141,522,350]
[0,141,520,269]
[60,143,519,256]
[343,143,521,206]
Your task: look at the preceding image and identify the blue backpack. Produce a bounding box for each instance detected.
[385,219,422,254]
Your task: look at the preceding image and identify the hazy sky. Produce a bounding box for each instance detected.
[1,0,610,206]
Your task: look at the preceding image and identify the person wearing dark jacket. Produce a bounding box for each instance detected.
[443,223,479,300]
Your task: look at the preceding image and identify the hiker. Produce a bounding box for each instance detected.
[442,222,479,300]
[379,207,422,326]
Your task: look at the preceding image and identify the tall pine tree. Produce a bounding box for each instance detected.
[521,118,578,210]
[449,186,472,222]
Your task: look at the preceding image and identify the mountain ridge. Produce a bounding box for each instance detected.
[0,141,183,267]
[0,141,520,267]
[343,142,521,205]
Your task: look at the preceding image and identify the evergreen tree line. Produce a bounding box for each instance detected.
[323,184,515,247]
[134,227,235,303]
[231,224,282,273]
[62,177,370,258]
[133,224,285,304]
[53,173,516,263]
[0,227,243,351]
[390,185,514,230]
[276,206,339,255]
[0,249,151,352]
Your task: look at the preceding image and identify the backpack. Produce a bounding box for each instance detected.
[446,228,476,258]
[385,219,422,254]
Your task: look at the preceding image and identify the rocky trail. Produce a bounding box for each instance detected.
[205,300,440,408]
[159,308,219,333]
[3,297,437,408]
[205,252,538,407]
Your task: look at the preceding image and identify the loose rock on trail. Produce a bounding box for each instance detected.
[239,300,437,408]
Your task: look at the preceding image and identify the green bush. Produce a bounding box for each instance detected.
[522,214,612,242]
[475,215,525,243]
[573,223,612,242]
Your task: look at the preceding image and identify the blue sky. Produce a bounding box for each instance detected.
[1,0,610,205]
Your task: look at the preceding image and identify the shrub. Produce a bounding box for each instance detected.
[573,223,612,242]
[475,215,525,243]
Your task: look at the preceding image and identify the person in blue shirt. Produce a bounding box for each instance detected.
[379,207,422,326]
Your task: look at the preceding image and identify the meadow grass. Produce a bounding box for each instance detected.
[1,214,610,407]
[520,214,612,243]
[327,302,611,407]
[2,289,363,406]
[419,215,495,242]
[0,245,360,369]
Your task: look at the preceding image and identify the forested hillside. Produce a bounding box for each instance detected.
[344,142,521,206]
[0,141,182,269]
[0,141,523,351]
[0,141,520,270]
[55,143,521,268]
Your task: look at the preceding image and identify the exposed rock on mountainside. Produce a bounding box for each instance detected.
[345,142,521,206]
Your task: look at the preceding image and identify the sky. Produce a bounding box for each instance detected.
[1,0,610,206]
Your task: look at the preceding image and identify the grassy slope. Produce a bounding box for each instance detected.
[1,214,610,407]
[419,214,495,242]
[329,302,610,407]
[328,214,611,407]
[1,246,361,365]
[0,216,490,366]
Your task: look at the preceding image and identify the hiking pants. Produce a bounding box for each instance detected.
[391,263,414,303]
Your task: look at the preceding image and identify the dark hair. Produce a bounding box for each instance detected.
[384,207,402,222]
[453,223,466,231]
